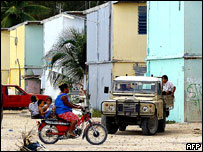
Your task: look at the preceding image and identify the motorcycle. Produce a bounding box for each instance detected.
[37,106,108,145]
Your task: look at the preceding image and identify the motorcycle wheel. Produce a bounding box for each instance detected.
[85,123,108,145]
[38,124,59,144]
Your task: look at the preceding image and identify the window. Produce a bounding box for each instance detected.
[7,87,25,95]
[157,83,162,95]
[138,6,147,35]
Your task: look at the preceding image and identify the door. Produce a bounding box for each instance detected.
[25,79,41,94]
[6,86,27,108]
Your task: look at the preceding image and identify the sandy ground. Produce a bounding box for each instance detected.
[1,109,202,151]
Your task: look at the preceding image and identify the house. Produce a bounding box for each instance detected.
[146,1,202,122]
[41,12,85,100]
[84,1,147,110]
[9,21,44,94]
[1,28,10,85]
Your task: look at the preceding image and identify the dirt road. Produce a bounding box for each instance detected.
[1,110,202,151]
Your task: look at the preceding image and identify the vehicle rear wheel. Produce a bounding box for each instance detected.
[101,115,118,134]
[157,112,166,132]
[141,116,158,135]
[38,124,59,144]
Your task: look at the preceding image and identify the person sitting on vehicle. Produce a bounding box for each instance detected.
[126,84,134,91]
[43,97,56,119]
[54,83,82,138]
[38,100,47,119]
[162,75,176,96]
[29,95,41,119]
[119,84,127,91]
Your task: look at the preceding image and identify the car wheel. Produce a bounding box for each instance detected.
[141,116,158,135]
[101,115,118,134]
[157,112,166,132]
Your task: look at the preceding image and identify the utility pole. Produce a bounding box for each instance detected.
[96,1,100,6]
[85,1,87,9]
[89,1,91,9]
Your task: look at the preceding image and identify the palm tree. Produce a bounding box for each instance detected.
[1,1,50,28]
[43,28,86,88]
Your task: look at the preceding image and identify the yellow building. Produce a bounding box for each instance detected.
[9,24,26,89]
[1,28,10,84]
[112,2,147,78]
[6,21,43,92]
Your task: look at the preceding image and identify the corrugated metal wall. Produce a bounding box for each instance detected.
[87,4,111,63]
[86,3,112,109]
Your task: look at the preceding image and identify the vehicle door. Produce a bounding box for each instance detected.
[6,86,27,108]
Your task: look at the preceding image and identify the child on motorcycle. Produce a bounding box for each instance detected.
[43,97,56,119]
[38,100,48,119]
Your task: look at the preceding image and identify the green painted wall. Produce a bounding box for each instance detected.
[25,24,43,67]
[147,58,185,123]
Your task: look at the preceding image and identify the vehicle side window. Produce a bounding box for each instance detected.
[5,87,8,95]
[157,83,162,95]
[7,87,25,95]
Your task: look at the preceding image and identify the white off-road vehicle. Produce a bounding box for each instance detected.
[101,76,174,135]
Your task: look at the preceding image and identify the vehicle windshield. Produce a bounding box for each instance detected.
[113,81,156,94]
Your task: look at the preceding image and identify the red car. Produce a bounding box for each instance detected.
[2,85,50,108]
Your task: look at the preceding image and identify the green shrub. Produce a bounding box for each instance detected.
[166,120,176,124]
[92,109,102,118]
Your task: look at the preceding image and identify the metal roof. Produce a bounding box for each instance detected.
[66,11,85,16]
[41,12,77,24]
[83,2,110,14]
[9,21,42,31]
[1,28,9,31]
[115,76,161,82]
[83,1,146,14]
[112,1,146,4]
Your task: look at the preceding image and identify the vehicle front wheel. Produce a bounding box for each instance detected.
[101,115,118,134]
[141,116,158,135]
[157,112,166,132]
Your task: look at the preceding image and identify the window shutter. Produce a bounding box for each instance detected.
[138,6,147,35]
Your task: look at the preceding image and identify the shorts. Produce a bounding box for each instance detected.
[58,112,80,125]
[162,91,172,95]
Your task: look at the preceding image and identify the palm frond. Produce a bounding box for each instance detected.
[1,14,13,28]
[21,12,35,21]
[23,5,50,14]
[43,28,86,88]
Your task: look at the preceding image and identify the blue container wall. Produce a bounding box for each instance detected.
[147,59,185,122]
[25,24,43,67]
[147,1,186,122]
[184,1,202,56]
[147,1,184,59]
